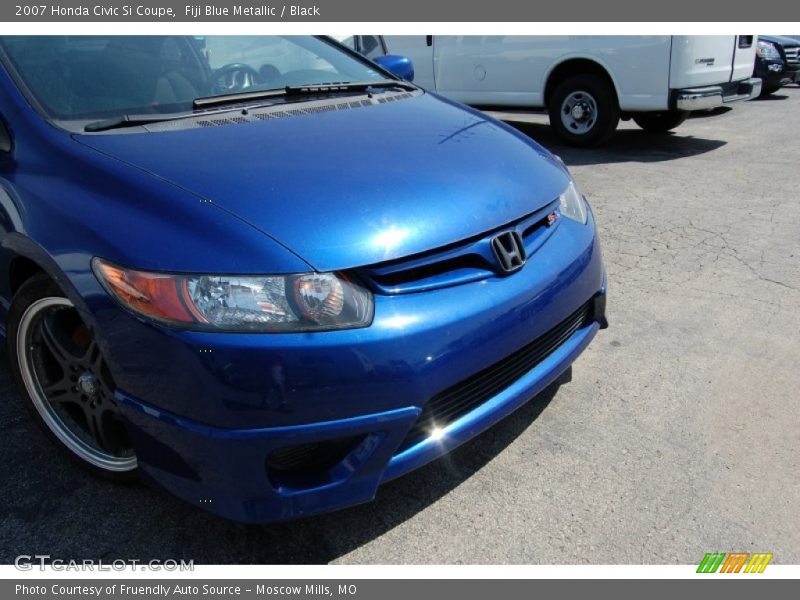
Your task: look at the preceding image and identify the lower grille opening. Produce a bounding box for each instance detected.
[396,300,593,453]
[267,435,364,489]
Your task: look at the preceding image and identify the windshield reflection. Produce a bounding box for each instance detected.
[0,35,385,122]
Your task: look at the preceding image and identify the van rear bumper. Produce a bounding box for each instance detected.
[673,78,762,111]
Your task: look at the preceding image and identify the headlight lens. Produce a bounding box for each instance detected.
[93,259,373,332]
[558,179,588,224]
[757,41,781,60]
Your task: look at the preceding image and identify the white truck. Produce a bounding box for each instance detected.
[382,35,761,146]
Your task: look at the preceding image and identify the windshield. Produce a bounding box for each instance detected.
[0,35,387,122]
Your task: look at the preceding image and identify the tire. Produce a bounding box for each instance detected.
[632,110,689,133]
[548,74,620,147]
[6,274,138,481]
[760,84,781,97]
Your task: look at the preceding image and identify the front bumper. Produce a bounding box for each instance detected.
[94,214,606,523]
[755,59,800,87]
[118,304,602,522]
[674,77,762,111]
[765,72,799,87]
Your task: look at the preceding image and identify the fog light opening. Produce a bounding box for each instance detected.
[266,435,365,491]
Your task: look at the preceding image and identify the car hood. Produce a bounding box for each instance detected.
[75,93,570,271]
[760,35,800,47]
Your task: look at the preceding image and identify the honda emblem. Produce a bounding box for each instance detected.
[490,231,526,274]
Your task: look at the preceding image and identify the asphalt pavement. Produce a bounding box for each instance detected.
[1,87,798,565]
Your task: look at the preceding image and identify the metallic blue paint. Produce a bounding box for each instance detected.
[74,93,571,271]
[0,36,606,522]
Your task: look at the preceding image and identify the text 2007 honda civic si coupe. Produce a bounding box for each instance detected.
[0,35,606,522]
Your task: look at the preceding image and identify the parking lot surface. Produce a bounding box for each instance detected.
[1,89,798,565]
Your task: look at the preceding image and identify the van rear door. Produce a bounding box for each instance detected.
[731,35,757,82]
[669,35,741,89]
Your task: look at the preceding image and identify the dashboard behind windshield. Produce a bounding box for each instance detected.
[0,35,386,122]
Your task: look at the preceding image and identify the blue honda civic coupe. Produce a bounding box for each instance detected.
[0,35,606,522]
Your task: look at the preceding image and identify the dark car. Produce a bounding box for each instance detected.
[785,34,800,83]
[754,35,800,95]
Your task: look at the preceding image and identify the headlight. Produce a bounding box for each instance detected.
[756,41,781,60]
[558,179,588,224]
[93,259,374,332]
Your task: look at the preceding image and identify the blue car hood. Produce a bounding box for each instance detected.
[75,93,570,271]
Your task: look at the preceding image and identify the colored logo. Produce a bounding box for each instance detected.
[697,552,773,573]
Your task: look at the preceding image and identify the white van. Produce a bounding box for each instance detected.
[383,36,761,146]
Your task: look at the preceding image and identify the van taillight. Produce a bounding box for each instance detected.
[738,36,754,49]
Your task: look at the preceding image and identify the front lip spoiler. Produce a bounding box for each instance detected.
[112,308,604,523]
[674,77,763,111]
[383,319,600,482]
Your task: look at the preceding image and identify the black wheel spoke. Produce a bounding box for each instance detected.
[83,338,101,369]
[39,318,69,362]
[42,374,73,400]
[87,411,112,452]
[39,316,84,366]
[98,381,116,406]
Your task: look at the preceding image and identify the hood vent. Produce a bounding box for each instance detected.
[197,115,251,127]
[376,92,413,104]
[144,90,420,132]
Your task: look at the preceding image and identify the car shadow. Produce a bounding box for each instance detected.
[502,119,727,166]
[751,93,789,101]
[0,356,567,565]
[687,106,733,119]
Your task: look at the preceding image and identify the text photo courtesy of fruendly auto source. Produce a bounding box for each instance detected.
[0,34,797,564]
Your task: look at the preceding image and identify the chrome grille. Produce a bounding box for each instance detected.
[785,46,800,65]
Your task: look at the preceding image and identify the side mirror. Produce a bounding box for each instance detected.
[373,55,415,82]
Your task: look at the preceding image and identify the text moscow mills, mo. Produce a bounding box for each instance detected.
[17,583,359,597]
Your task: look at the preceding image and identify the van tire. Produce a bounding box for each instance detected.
[548,74,619,147]
[632,110,689,133]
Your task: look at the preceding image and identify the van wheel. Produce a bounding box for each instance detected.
[7,274,138,481]
[633,111,689,133]
[549,74,619,147]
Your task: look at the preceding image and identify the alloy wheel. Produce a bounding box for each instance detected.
[16,297,136,472]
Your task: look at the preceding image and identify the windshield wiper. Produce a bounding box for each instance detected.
[192,80,416,109]
[83,104,265,133]
[285,80,416,95]
[85,80,418,131]
[84,113,193,133]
